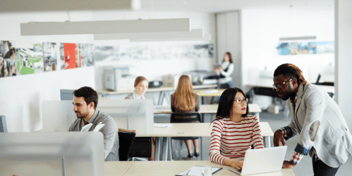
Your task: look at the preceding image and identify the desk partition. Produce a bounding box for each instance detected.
[42,99,154,135]
[0,132,104,176]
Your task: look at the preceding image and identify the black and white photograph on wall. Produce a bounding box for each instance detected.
[119,45,149,60]
[75,43,81,68]
[43,42,57,72]
[193,44,214,58]
[95,43,214,62]
[80,44,95,67]
[0,57,4,77]
[0,41,16,59]
[0,59,17,78]
[59,43,65,70]
[94,46,117,62]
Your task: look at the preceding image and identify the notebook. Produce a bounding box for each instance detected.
[176,166,222,176]
[228,146,287,176]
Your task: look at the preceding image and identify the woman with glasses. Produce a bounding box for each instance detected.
[209,88,264,170]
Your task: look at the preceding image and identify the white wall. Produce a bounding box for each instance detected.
[335,0,352,130]
[0,10,216,131]
[0,11,97,132]
[92,11,216,91]
[216,11,242,88]
[241,9,335,92]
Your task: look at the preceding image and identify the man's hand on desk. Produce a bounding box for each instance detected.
[282,160,296,169]
[273,130,286,147]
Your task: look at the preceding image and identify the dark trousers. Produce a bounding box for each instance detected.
[312,156,339,176]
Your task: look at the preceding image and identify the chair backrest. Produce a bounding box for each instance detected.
[170,112,201,123]
[0,116,7,133]
[118,128,136,161]
[316,73,322,84]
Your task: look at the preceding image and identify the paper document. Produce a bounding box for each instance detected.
[80,122,105,132]
[93,122,105,132]
[176,166,222,176]
[81,123,93,132]
[154,123,174,128]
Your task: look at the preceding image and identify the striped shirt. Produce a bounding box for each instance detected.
[209,115,264,165]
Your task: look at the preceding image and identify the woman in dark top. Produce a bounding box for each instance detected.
[171,75,200,158]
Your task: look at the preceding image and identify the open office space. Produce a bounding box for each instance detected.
[1,0,352,175]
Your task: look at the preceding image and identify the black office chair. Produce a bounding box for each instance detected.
[129,137,152,161]
[170,112,201,159]
[118,128,136,161]
[0,116,8,133]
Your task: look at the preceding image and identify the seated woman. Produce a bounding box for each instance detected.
[125,76,149,99]
[171,75,200,158]
[209,88,264,170]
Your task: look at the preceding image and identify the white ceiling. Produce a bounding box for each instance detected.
[140,0,334,13]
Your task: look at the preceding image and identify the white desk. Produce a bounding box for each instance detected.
[98,84,217,105]
[154,104,262,121]
[137,122,273,161]
[105,161,295,176]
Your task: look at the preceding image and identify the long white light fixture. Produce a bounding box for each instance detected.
[0,0,140,12]
[94,29,203,40]
[20,18,190,36]
[279,36,317,41]
[129,34,211,42]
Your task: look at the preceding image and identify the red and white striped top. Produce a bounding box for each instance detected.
[209,115,264,165]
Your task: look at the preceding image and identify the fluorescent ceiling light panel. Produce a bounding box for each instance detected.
[279,36,317,41]
[130,34,211,42]
[21,18,190,36]
[94,29,203,40]
[0,0,140,12]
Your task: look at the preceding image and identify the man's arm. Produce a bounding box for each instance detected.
[295,90,324,156]
[101,117,118,159]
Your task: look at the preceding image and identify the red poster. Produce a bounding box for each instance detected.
[64,43,76,69]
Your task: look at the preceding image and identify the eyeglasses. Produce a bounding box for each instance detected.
[273,79,292,89]
[234,98,248,104]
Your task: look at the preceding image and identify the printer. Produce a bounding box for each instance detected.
[184,70,217,85]
[104,66,135,91]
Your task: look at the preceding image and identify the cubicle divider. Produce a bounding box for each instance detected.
[0,132,105,176]
[42,99,154,134]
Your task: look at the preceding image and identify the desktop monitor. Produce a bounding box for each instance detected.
[60,89,75,101]
[0,132,105,176]
[0,116,7,132]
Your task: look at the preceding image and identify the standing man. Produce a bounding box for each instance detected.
[69,86,118,161]
[273,63,352,175]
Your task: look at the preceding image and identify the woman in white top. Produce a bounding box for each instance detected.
[125,76,149,99]
[215,52,234,88]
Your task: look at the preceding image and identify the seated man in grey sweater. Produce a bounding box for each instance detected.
[69,86,118,161]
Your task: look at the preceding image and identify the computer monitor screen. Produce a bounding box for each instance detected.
[60,89,74,101]
[0,116,7,132]
[0,132,105,176]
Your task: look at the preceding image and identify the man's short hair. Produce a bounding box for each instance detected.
[73,86,98,109]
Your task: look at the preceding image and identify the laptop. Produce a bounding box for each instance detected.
[228,146,287,176]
